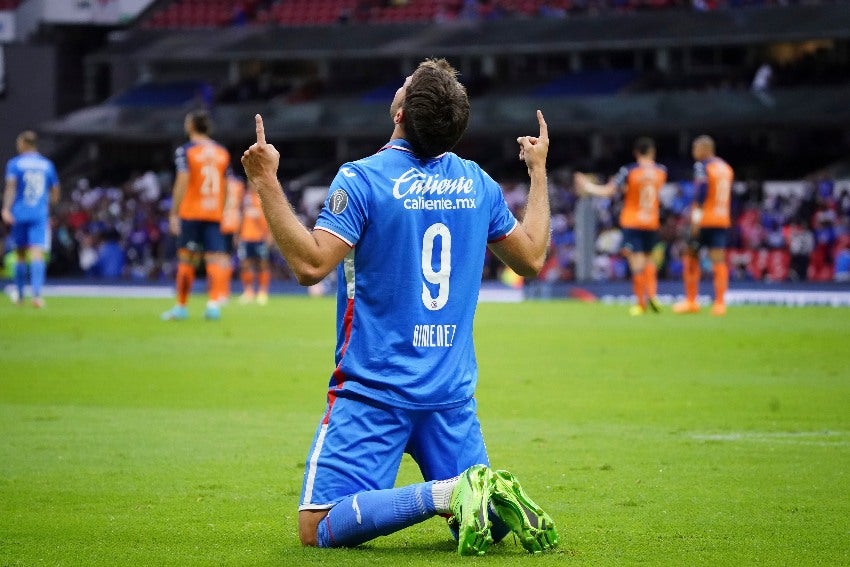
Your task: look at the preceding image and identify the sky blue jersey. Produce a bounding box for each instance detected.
[5,151,58,222]
[314,139,518,410]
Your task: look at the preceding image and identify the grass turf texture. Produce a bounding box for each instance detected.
[1,296,848,566]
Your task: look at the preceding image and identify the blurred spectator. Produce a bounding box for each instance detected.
[788,220,815,281]
[834,236,850,282]
[92,228,126,278]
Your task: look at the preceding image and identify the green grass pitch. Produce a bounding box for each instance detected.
[1,296,848,566]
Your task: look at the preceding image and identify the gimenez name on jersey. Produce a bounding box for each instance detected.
[391,167,477,211]
[412,324,457,348]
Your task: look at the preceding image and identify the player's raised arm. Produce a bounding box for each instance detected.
[488,110,551,277]
[573,172,616,198]
[242,115,349,286]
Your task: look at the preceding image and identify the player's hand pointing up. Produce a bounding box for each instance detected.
[242,114,280,188]
[517,110,549,175]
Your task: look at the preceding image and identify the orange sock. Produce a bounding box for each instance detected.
[632,271,647,309]
[259,269,271,294]
[206,264,226,302]
[241,269,255,295]
[683,255,701,303]
[644,262,657,298]
[175,263,195,306]
[223,262,233,300]
[713,262,728,305]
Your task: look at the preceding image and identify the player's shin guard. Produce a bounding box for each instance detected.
[30,259,46,298]
[175,263,195,306]
[316,483,437,548]
[683,255,700,303]
[713,262,728,305]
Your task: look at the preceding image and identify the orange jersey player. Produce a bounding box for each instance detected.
[219,174,246,302]
[673,135,735,316]
[176,137,230,222]
[616,158,666,232]
[574,137,666,316]
[162,110,233,322]
[237,182,273,305]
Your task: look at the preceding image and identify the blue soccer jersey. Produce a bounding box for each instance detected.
[314,139,518,410]
[5,151,58,223]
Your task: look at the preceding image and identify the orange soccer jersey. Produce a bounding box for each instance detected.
[614,162,667,230]
[176,140,231,222]
[695,157,734,228]
[221,176,245,235]
[239,189,269,243]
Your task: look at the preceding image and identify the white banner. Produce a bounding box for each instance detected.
[763,181,808,198]
[40,0,154,25]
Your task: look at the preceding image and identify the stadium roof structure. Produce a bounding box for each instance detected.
[88,4,850,64]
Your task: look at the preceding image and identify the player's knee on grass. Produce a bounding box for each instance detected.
[298,509,328,546]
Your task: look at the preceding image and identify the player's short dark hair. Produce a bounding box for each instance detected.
[17,130,38,148]
[402,58,470,158]
[633,137,655,156]
[187,109,212,135]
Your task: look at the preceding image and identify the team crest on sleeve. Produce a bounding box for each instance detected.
[329,189,349,214]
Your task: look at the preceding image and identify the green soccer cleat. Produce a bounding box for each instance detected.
[490,469,559,554]
[647,296,662,313]
[449,464,494,556]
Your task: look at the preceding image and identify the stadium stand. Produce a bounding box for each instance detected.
[138,0,827,28]
[3,1,850,287]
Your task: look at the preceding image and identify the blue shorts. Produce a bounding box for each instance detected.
[621,228,657,254]
[11,218,48,249]
[299,394,489,511]
[222,233,235,254]
[179,220,226,253]
[697,227,728,250]
[238,241,269,262]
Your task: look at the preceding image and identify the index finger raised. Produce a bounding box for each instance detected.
[536,109,548,141]
[255,114,266,145]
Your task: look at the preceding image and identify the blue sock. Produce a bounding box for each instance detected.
[316,482,437,548]
[30,260,46,298]
[14,262,27,300]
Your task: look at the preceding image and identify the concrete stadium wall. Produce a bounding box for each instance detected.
[0,44,57,167]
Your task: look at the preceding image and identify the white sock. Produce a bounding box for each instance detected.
[431,475,460,514]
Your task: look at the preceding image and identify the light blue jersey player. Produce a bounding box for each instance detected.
[242,59,558,556]
[312,138,517,410]
[2,130,60,307]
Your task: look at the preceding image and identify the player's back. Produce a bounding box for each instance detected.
[699,157,734,228]
[315,141,517,410]
[177,140,230,222]
[6,152,57,222]
[618,162,666,230]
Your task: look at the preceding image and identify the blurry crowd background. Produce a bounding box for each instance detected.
[7,166,847,285]
[2,0,849,286]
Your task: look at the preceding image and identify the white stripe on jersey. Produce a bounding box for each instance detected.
[301,423,329,507]
[314,226,354,247]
